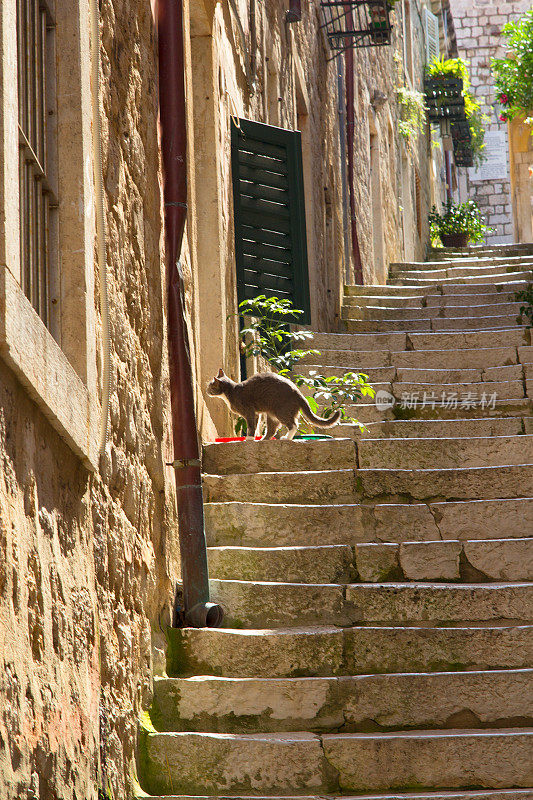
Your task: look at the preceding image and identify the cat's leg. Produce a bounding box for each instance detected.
[263,415,280,440]
[245,413,257,440]
[281,414,299,440]
[254,413,266,439]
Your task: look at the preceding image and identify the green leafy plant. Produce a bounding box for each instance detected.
[515,283,533,327]
[426,56,488,167]
[492,11,533,127]
[397,86,426,144]
[235,295,374,435]
[428,200,494,244]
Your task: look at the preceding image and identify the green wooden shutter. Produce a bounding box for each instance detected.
[231,118,311,323]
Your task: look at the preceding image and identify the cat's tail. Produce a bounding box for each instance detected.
[299,399,342,428]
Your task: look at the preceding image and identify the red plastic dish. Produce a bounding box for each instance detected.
[214,436,262,442]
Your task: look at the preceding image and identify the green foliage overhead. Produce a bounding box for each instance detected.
[428,200,494,244]
[492,10,533,125]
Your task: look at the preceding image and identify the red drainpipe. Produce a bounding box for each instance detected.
[157,0,223,628]
[344,33,364,284]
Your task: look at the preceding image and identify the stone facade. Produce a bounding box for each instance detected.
[450,0,530,242]
[0,1,449,798]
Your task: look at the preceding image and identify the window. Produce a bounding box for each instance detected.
[16,0,57,330]
[424,7,440,65]
[230,118,311,322]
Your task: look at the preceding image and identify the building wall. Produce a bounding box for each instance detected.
[0,1,448,798]
[449,0,530,243]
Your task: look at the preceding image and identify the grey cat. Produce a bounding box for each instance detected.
[207,369,341,440]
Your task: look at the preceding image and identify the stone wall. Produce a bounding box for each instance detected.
[449,0,530,243]
[0,1,180,798]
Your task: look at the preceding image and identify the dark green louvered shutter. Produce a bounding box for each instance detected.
[231,118,311,323]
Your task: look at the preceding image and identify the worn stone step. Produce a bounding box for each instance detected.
[394,347,520,370]
[165,624,533,678]
[345,285,430,297]
[345,319,433,333]
[395,366,522,384]
[344,294,426,308]
[209,580,533,629]
[203,469,355,504]
[306,331,408,352]
[397,270,533,285]
[151,669,533,733]
[204,498,533,547]
[143,790,533,800]
[438,279,530,295]
[392,255,533,272]
[343,400,532,427]
[208,545,354,584]
[360,417,530,439]
[425,292,522,307]
[391,380,525,401]
[395,262,533,281]
[430,316,524,332]
[358,435,533,470]
[429,243,533,259]
[322,728,533,792]
[342,303,522,321]
[202,439,355,475]
[408,329,530,351]
[356,464,533,502]
[355,539,533,583]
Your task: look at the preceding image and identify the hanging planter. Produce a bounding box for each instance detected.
[320,0,393,55]
[424,77,466,122]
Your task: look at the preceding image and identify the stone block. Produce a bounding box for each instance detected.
[399,541,461,580]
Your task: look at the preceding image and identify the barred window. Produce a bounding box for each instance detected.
[16,0,57,329]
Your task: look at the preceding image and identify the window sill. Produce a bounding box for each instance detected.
[0,265,99,471]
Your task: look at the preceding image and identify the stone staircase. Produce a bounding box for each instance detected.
[139,244,533,800]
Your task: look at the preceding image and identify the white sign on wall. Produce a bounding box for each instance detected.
[469,130,508,181]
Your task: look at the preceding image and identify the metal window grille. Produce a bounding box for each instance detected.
[16,0,57,328]
[320,0,393,57]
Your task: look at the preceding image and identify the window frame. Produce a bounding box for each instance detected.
[0,0,99,471]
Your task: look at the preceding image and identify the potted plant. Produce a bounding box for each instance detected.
[492,10,533,130]
[428,200,494,248]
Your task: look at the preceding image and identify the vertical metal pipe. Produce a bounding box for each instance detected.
[286,0,302,23]
[157,0,223,628]
[345,34,364,284]
[337,55,351,285]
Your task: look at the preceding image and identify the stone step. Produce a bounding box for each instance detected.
[391,380,525,401]
[322,729,533,793]
[208,545,355,584]
[342,303,522,321]
[202,439,355,475]
[397,270,533,286]
[345,285,430,296]
[360,417,531,439]
[344,295,427,308]
[151,668,533,733]
[142,792,533,800]
[203,468,356,504]
[438,280,530,295]
[204,498,533,547]
[209,580,533,629]
[355,539,533,583]
[356,464,533,502]
[408,329,529,351]
[425,292,522,307]
[299,344,522,371]
[358,435,533,470]
[392,255,533,272]
[141,727,533,796]
[428,243,533,259]
[346,398,532,424]
[344,317,524,334]
[394,262,533,280]
[306,331,408,352]
[394,366,522,383]
[165,624,533,678]
[209,538,533,584]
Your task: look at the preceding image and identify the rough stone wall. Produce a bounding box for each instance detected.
[0,1,180,798]
[449,0,530,242]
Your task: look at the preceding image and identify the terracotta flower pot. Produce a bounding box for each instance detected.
[441,232,470,247]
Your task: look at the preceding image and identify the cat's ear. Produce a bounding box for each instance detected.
[217,368,225,378]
